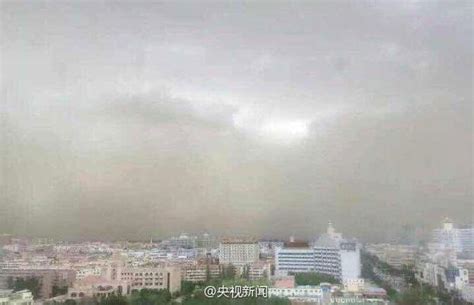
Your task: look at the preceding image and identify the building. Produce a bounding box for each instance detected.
[362,287,387,299]
[312,246,341,279]
[68,276,130,299]
[104,261,181,293]
[0,290,33,305]
[433,219,474,257]
[415,259,469,291]
[275,240,315,274]
[182,264,220,283]
[343,278,365,292]
[365,244,417,268]
[269,286,323,301]
[461,285,474,303]
[458,226,474,257]
[415,261,441,287]
[76,267,102,280]
[340,242,361,280]
[275,223,361,281]
[457,259,474,285]
[258,240,284,258]
[313,223,360,281]
[0,268,76,299]
[272,276,295,289]
[162,234,196,249]
[218,239,259,266]
[196,233,218,250]
[444,266,469,290]
[246,262,271,281]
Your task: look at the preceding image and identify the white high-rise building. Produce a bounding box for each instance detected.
[433,218,474,257]
[313,223,360,281]
[340,242,361,280]
[275,241,315,274]
[275,223,361,281]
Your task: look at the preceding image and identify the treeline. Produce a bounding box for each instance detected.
[50,287,289,305]
[291,272,339,286]
[7,276,68,299]
[49,289,172,305]
[182,292,290,305]
[7,276,41,299]
[360,252,399,299]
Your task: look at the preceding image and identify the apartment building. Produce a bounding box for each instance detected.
[105,262,181,293]
[246,262,271,281]
[218,239,259,266]
[182,264,220,282]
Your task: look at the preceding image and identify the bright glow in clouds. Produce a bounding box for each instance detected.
[259,120,310,143]
[232,106,311,144]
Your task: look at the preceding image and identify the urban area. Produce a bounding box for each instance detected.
[0,219,472,305]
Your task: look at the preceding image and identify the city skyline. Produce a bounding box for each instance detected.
[1,1,472,241]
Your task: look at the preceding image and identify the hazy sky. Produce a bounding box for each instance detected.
[1,0,472,242]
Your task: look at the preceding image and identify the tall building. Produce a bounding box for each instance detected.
[275,241,315,274]
[218,239,259,266]
[433,218,474,257]
[340,242,361,280]
[313,223,361,280]
[275,223,361,281]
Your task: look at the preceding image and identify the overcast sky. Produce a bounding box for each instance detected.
[0,0,472,242]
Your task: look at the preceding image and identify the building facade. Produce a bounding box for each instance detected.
[433,219,474,257]
[218,239,259,266]
[275,224,361,281]
[182,264,220,283]
[105,262,181,293]
[275,241,315,274]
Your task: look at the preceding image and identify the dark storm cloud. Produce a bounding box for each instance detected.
[0,0,472,241]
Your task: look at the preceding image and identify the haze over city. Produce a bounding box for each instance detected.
[1,1,472,241]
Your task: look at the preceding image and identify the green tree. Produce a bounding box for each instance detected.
[52,285,69,297]
[99,295,128,305]
[8,277,42,299]
[205,265,211,282]
[64,299,78,305]
[181,281,197,296]
[396,287,436,305]
[129,289,171,305]
[293,272,339,285]
[241,266,250,280]
[221,265,236,280]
